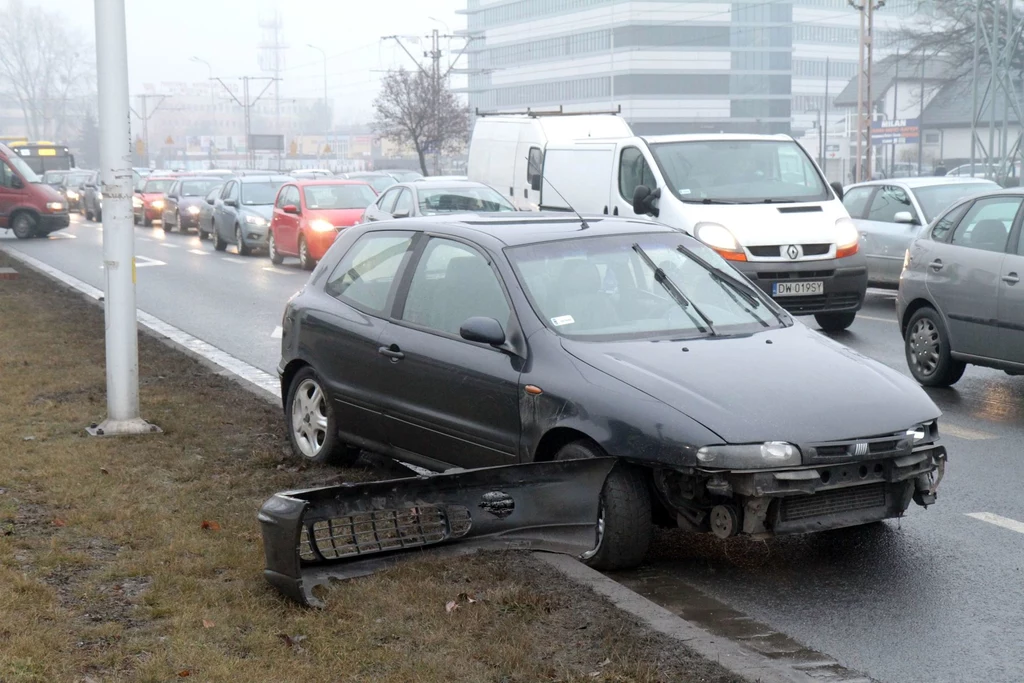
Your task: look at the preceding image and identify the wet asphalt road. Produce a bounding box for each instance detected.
[4,216,1024,682]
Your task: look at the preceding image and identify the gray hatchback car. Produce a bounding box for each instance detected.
[898,188,1024,386]
[210,175,290,255]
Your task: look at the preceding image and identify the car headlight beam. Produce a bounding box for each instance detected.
[696,441,800,469]
[694,222,746,262]
[187,205,201,215]
[245,214,267,227]
[309,218,335,232]
[835,217,860,258]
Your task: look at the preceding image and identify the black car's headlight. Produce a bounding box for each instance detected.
[696,441,800,469]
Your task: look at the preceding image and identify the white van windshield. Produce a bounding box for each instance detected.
[651,139,829,204]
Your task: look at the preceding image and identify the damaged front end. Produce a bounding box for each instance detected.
[652,422,947,538]
[259,458,615,607]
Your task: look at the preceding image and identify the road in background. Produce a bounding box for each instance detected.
[4,217,1024,682]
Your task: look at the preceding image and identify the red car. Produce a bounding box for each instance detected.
[133,175,177,227]
[268,179,378,269]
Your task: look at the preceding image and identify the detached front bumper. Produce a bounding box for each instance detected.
[734,254,868,315]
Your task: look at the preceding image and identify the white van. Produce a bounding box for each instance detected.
[467,113,632,210]
[536,134,867,331]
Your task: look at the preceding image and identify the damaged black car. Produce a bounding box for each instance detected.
[277,214,946,571]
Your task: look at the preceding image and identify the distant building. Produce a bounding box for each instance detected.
[459,0,920,135]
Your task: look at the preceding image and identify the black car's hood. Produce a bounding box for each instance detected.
[561,324,940,445]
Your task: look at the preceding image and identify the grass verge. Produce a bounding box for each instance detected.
[0,251,742,683]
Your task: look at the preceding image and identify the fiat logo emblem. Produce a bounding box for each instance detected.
[786,244,800,260]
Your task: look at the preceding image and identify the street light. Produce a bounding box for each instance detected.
[190,56,215,164]
[427,16,451,33]
[307,44,328,164]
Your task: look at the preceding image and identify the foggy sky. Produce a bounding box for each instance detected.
[33,0,466,123]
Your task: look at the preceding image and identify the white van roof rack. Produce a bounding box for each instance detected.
[474,104,622,118]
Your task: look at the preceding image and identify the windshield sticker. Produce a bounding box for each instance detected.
[679,188,691,195]
[550,315,575,327]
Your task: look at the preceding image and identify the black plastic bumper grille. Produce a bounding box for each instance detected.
[780,483,887,522]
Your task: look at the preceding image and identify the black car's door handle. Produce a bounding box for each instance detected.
[929,259,944,271]
[378,345,404,361]
[1003,272,1020,285]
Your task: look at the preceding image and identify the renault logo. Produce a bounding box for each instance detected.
[785,244,800,260]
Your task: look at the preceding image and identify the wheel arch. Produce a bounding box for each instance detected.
[279,358,311,411]
[9,207,41,228]
[531,427,604,462]
[900,297,937,337]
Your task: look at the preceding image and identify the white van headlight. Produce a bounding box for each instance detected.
[836,218,860,258]
[694,222,746,262]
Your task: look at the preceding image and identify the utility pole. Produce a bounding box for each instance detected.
[892,48,899,177]
[824,56,830,178]
[212,76,278,169]
[131,94,168,168]
[89,0,158,438]
[307,44,329,165]
[191,56,216,165]
[850,0,884,183]
[258,11,287,168]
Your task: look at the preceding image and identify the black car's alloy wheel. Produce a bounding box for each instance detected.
[285,366,360,466]
[905,307,966,387]
[554,440,652,570]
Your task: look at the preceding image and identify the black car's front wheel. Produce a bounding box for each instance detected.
[905,307,966,387]
[815,311,857,332]
[285,366,359,466]
[554,440,652,570]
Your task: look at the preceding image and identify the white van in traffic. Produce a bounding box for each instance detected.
[467,113,632,210]
[536,133,867,331]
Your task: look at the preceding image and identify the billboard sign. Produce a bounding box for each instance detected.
[871,118,919,144]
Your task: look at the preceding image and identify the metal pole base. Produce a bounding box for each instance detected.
[86,418,162,437]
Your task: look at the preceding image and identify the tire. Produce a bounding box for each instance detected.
[235,225,251,256]
[144,216,153,227]
[298,235,315,270]
[163,216,174,233]
[133,213,140,226]
[285,366,360,466]
[11,212,37,239]
[815,311,857,332]
[554,440,652,570]
[96,210,102,222]
[905,307,966,387]
[268,231,284,265]
[213,224,227,251]
[85,208,94,222]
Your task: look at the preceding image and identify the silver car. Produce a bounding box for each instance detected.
[844,177,997,288]
[897,187,1024,386]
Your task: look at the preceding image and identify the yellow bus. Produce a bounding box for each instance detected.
[8,140,75,174]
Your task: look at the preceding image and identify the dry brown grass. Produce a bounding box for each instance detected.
[0,252,741,683]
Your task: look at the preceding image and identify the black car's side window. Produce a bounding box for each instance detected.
[950,197,1023,253]
[841,186,874,219]
[324,231,414,314]
[392,189,413,217]
[400,238,511,338]
[930,203,970,242]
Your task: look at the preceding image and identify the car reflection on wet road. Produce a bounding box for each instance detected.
[612,291,1024,683]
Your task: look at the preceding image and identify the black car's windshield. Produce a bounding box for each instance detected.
[914,182,999,222]
[143,179,174,194]
[240,180,286,205]
[418,186,515,214]
[303,183,377,209]
[181,179,223,197]
[508,233,783,340]
[651,139,829,204]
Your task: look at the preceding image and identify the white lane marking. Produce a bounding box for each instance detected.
[137,236,152,242]
[222,257,246,264]
[135,255,167,268]
[47,232,77,239]
[0,246,281,400]
[857,315,896,324]
[966,512,1024,535]
[271,326,283,339]
[942,423,997,441]
[188,249,208,256]
[262,266,290,274]
[158,242,180,249]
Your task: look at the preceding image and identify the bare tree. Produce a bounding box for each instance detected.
[901,0,1024,80]
[0,0,95,140]
[372,68,469,175]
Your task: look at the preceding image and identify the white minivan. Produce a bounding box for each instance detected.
[535,133,867,331]
[467,113,632,210]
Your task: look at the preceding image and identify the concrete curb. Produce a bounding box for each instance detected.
[538,553,831,683]
[0,245,283,408]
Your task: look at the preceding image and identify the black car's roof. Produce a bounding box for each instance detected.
[367,214,679,247]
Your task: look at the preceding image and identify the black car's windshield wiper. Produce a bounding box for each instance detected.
[676,246,783,327]
[631,243,716,335]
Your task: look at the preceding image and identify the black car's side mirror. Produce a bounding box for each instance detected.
[530,174,541,192]
[830,181,845,201]
[460,316,505,346]
[632,185,660,217]
[392,210,410,219]
[206,197,215,205]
